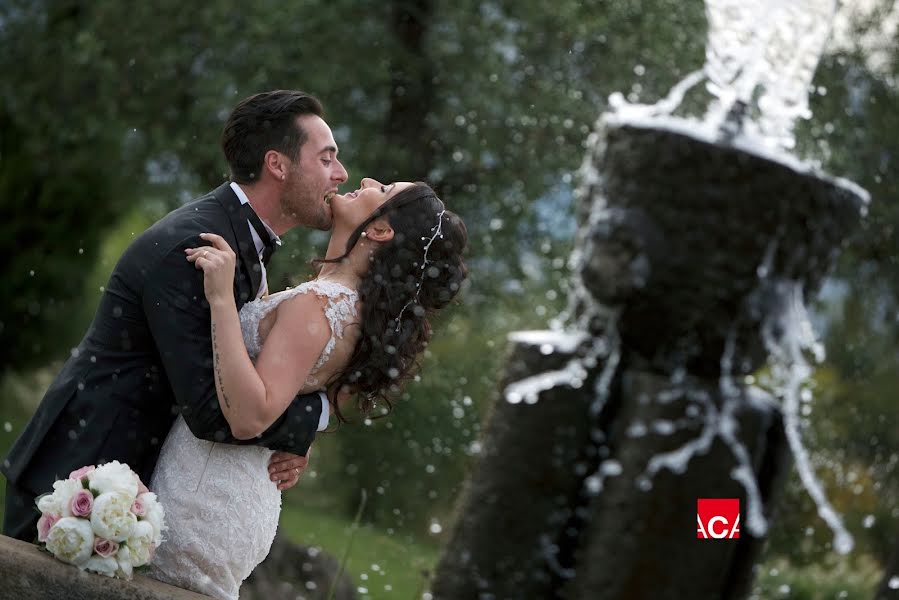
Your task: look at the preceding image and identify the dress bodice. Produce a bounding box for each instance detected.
[239,279,358,387]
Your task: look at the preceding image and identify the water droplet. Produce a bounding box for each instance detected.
[833,532,854,554]
[600,460,623,477]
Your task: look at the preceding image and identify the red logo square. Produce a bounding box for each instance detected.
[697,498,740,539]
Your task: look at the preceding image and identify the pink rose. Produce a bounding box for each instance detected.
[69,489,94,517]
[93,537,119,558]
[36,513,59,542]
[69,465,95,481]
[130,498,147,518]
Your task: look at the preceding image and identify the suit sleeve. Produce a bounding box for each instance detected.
[141,235,322,454]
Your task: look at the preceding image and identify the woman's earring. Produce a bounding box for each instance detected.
[361,231,368,237]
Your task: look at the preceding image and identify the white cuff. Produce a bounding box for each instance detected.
[317,392,330,431]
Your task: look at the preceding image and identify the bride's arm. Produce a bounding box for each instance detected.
[208,293,330,439]
[188,233,330,439]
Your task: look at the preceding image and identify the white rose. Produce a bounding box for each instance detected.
[91,492,137,542]
[137,492,166,544]
[45,517,94,566]
[42,478,84,517]
[81,555,118,578]
[125,520,155,567]
[116,546,134,579]
[36,492,62,517]
[88,461,138,497]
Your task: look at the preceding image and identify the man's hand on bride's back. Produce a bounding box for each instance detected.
[185,232,237,308]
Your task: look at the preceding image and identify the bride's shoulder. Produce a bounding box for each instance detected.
[277,280,359,332]
[268,289,333,339]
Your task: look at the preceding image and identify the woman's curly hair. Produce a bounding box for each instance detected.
[315,183,468,421]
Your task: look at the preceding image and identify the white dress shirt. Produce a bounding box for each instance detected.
[229,182,330,432]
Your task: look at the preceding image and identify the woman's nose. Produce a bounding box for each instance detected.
[360,177,383,189]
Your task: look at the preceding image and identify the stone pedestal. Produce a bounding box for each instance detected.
[431,331,605,599]
[566,370,791,600]
[0,534,211,600]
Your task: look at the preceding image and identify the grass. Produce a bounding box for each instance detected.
[751,553,883,599]
[278,500,441,600]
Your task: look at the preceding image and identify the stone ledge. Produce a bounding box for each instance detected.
[0,534,211,600]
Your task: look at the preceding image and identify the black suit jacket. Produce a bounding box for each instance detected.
[2,184,322,497]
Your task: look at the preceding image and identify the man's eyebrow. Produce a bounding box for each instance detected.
[319,145,338,155]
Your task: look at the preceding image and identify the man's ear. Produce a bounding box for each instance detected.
[366,217,395,243]
[263,150,287,181]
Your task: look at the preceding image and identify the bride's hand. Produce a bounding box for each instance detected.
[185,233,236,307]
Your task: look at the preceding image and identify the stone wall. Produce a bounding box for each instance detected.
[0,534,211,600]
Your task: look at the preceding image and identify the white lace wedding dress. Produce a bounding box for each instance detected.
[146,280,357,600]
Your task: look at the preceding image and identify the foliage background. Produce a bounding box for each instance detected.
[1,1,896,597]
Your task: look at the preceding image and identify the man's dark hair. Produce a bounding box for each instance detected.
[221,90,324,184]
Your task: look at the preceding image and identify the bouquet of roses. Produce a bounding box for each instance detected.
[34,460,166,579]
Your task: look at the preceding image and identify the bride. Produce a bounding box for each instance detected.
[145,178,468,599]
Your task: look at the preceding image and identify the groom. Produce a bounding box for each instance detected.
[2,90,347,541]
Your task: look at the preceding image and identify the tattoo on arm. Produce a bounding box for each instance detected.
[211,322,231,409]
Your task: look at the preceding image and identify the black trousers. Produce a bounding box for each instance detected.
[2,479,38,542]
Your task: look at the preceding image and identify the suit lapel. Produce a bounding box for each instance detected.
[211,183,262,304]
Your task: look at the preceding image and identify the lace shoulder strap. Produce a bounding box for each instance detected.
[288,280,359,379]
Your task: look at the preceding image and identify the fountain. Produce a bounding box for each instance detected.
[431,1,869,598]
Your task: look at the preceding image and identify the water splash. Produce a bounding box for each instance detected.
[718,326,770,537]
[504,331,593,404]
[704,0,838,150]
[607,0,840,155]
[761,278,854,554]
